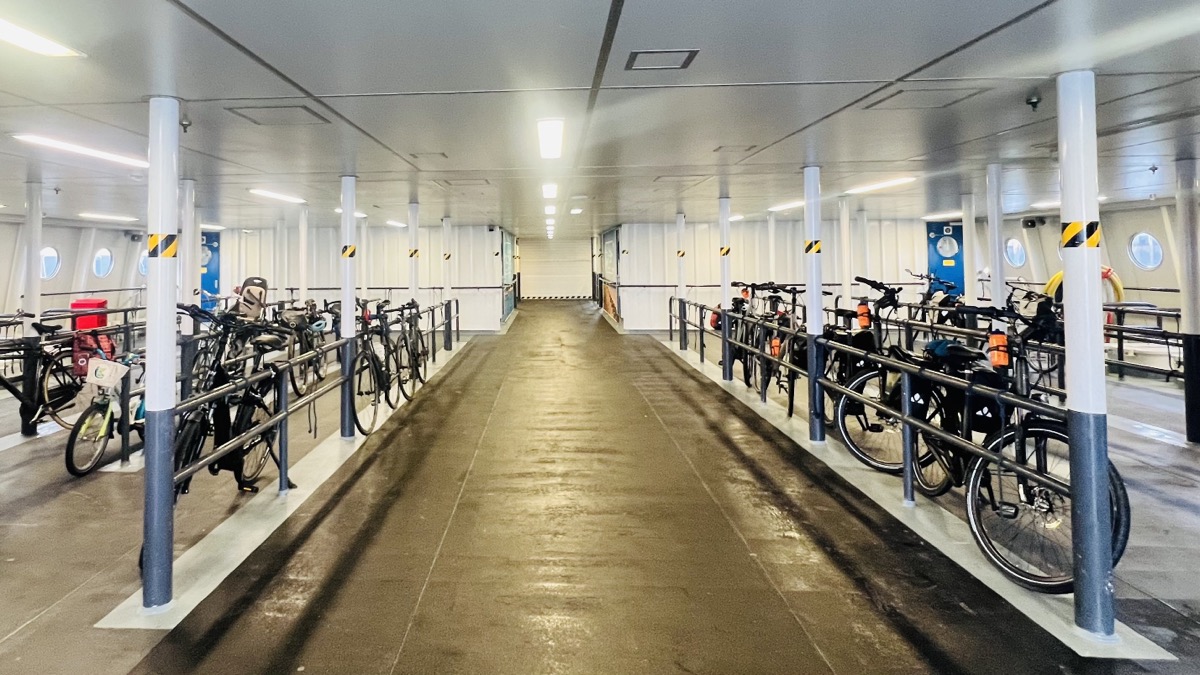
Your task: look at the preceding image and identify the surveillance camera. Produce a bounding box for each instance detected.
[1025,92,1041,112]
[1021,218,1038,229]
[487,224,496,232]
[180,116,192,133]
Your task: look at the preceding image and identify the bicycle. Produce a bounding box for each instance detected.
[65,346,145,476]
[907,269,963,327]
[327,300,383,435]
[0,315,88,430]
[279,299,330,398]
[392,299,429,401]
[915,302,1130,594]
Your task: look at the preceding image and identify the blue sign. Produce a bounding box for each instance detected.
[926,222,965,294]
[201,232,221,311]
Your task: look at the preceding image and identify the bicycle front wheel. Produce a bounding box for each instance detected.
[395,333,414,401]
[237,387,276,482]
[65,402,112,476]
[353,350,381,435]
[965,423,1131,594]
[42,349,85,429]
[835,369,906,473]
[411,329,428,383]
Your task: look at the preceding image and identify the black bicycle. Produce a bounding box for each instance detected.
[0,316,88,430]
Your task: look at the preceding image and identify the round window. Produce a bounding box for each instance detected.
[92,248,114,278]
[1128,232,1163,271]
[137,250,149,276]
[39,247,60,280]
[1004,238,1027,268]
[935,236,960,258]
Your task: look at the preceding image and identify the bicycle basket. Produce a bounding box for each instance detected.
[86,358,129,388]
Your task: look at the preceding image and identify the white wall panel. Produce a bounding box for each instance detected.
[519,239,591,298]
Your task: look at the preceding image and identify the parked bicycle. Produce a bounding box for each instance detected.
[65,344,144,476]
[0,315,87,430]
[327,300,382,435]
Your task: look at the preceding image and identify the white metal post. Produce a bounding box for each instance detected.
[298,206,309,301]
[961,193,977,304]
[857,208,868,287]
[839,198,852,306]
[442,217,453,300]
[359,218,369,299]
[676,212,687,298]
[1177,160,1200,443]
[804,166,825,443]
[22,175,42,338]
[986,164,1006,326]
[180,179,198,306]
[766,212,777,282]
[719,197,731,309]
[408,202,420,301]
[1057,69,1115,639]
[276,217,288,298]
[142,96,180,610]
[340,176,357,439]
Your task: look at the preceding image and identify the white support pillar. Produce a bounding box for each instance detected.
[676,212,687,298]
[442,217,453,300]
[766,212,777,283]
[339,176,357,439]
[719,197,731,309]
[803,166,825,443]
[1177,160,1200,443]
[359,218,369,299]
[275,217,288,298]
[408,201,420,301]
[1057,69,1115,639]
[297,206,309,301]
[856,208,869,286]
[180,179,198,307]
[142,96,181,610]
[961,193,977,304]
[839,199,852,306]
[986,164,1006,323]
[22,175,42,338]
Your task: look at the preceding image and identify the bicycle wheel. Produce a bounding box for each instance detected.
[913,393,955,498]
[375,338,403,409]
[65,402,112,476]
[352,350,381,435]
[395,333,415,401]
[411,329,428,383]
[174,416,208,497]
[237,386,276,482]
[288,334,306,398]
[965,423,1131,594]
[190,347,215,394]
[835,368,929,474]
[42,349,85,429]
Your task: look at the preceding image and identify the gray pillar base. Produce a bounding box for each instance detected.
[1067,409,1115,638]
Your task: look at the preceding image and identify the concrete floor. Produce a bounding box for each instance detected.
[1,301,1195,673]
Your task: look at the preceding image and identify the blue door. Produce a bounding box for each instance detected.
[926,222,964,294]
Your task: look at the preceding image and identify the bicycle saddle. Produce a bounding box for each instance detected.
[833,308,858,320]
[31,322,62,335]
[923,339,986,370]
[887,345,931,366]
[251,334,286,350]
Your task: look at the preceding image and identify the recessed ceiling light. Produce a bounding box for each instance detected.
[545,205,556,215]
[1098,194,1109,202]
[79,212,137,223]
[546,218,556,225]
[248,188,306,204]
[537,119,564,159]
[625,49,699,71]
[1029,200,1060,210]
[844,176,916,194]
[13,134,148,168]
[387,220,408,228]
[570,207,583,215]
[0,204,6,209]
[542,183,558,199]
[921,211,964,221]
[767,200,805,212]
[728,215,745,222]
[571,194,588,200]
[0,19,83,57]
[334,208,367,218]
[200,224,225,231]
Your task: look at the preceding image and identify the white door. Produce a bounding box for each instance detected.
[519,239,591,298]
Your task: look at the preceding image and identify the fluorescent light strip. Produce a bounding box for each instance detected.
[80,212,138,223]
[248,189,306,204]
[767,200,805,212]
[921,211,964,221]
[844,176,916,194]
[1031,195,1108,211]
[13,134,148,168]
[569,207,583,215]
[538,118,564,159]
[334,208,367,218]
[387,220,407,228]
[546,218,555,225]
[200,224,225,231]
[542,183,558,199]
[545,205,556,215]
[728,215,745,222]
[0,19,82,57]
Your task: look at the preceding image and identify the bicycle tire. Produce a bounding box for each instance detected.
[965,422,1131,594]
[378,338,403,409]
[395,332,414,401]
[42,349,84,430]
[174,416,208,497]
[288,335,306,398]
[352,350,381,435]
[411,329,428,383]
[65,402,112,476]
[190,347,216,394]
[913,391,955,498]
[833,368,940,475]
[237,389,276,482]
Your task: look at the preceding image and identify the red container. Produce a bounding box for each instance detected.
[70,298,108,330]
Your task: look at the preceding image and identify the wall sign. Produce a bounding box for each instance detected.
[201,232,221,311]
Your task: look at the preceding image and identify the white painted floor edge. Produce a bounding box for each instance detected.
[96,338,473,631]
[658,340,1175,662]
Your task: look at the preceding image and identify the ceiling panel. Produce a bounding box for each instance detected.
[182,0,610,94]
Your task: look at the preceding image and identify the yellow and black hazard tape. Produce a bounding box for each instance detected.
[719,246,731,256]
[341,245,356,258]
[677,250,685,257]
[443,253,451,260]
[805,240,822,254]
[408,249,419,258]
[147,234,178,258]
[1061,221,1101,248]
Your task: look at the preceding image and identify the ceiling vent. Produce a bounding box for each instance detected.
[864,88,987,110]
[226,105,329,125]
[625,49,699,71]
[411,152,449,161]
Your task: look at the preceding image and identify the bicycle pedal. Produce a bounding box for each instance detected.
[208,464,220,476]
[867,424,884,433]
[237,482,260,494]
[995,502,1019,519]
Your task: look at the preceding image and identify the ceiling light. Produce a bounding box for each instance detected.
[546,218,555,225]
[844,176,917,194]
[79,212,137,223]
[542,183,558,199]
[537,118,564,159]
[570,207,583,215]
[767,200,805,212]
[0,19,83,57]
[1029,200,1060,210]
[728,215,745,222]
[0,204,6,209]
[921,211,964,221]
[248,188,306,204]
[1098,195,1109,202]
[545,205,556,215]
[334,207,367,218]
[13,134,148,168]
[200,224,225,231]
[387,220,408,228]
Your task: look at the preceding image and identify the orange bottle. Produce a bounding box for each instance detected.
[988,330,1010,368]
[857,300,871,329]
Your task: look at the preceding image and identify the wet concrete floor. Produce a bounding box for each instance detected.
[127,301,1165,674]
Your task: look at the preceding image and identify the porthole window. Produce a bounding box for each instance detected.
[1128,232,1163,271]
[92,248,114,278]
[1004,238,1027,268]
[137,250,149,276]
[39,247,60,280]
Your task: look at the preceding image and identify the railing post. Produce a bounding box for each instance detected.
[454,299,461,342]
[678,298,688,351]
[444,301,453,351]
[720,310,733,381]
[119,366,132,464]
[180,333,196,401]
[429,310,437,364]
[759,326,769,404]
[276,366,290,494]
[904,322,915,350]
[900,371,916,507]
[1115,311,1126,379]
[19,342,38,436]
[808,336,826,442]
[698,307,706,363]
[668,297,675,343]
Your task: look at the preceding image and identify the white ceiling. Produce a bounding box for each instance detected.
[0,0,1198,239]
